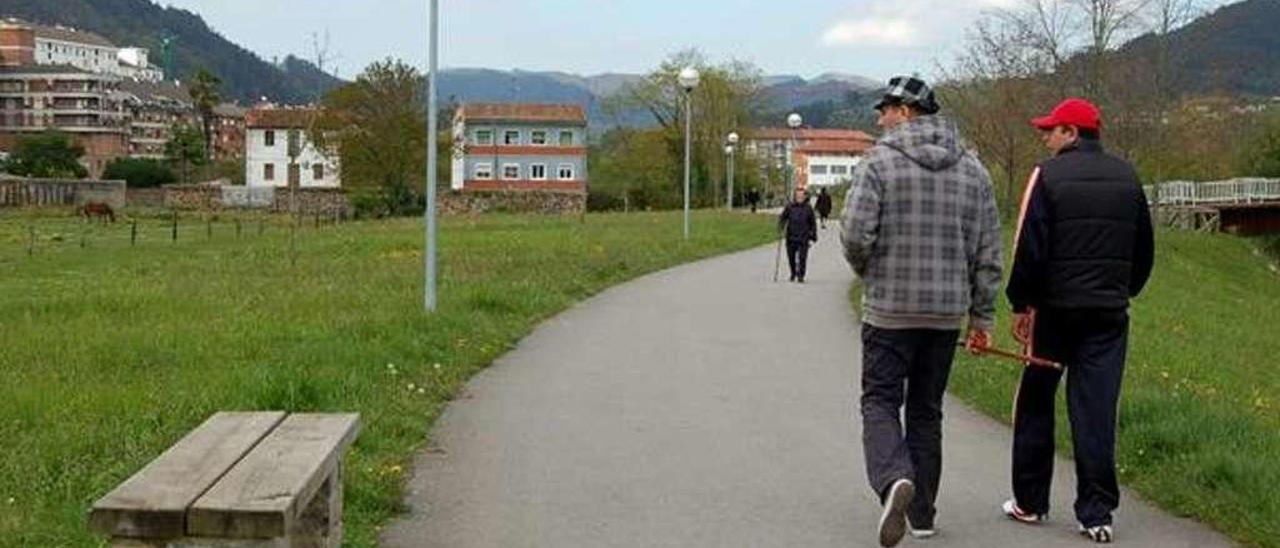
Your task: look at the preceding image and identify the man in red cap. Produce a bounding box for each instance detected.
[1000,98,1154,544]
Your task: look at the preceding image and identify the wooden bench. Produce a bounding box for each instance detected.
[90,411,361,547]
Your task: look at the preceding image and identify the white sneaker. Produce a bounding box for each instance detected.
[907,515,936,539]
[1079,524,1114,543]
[878,479,915,547]
[1002,498,1046,524]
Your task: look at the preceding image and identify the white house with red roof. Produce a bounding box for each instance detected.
[451,103,587,193]
[744,128,876,189]
[244,108,340,188]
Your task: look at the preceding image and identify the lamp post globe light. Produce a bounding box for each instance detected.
[786,113,802,199]
[678,67,700,239]
[725,131,739,210]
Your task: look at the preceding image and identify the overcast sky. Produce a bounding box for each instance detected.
[159,0,1231,82]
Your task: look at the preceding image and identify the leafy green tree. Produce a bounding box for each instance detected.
[188,68,222,161]
[312,58,428,216]
[166,124,207,183]
[4,130,88,179]
[102,157,177,188]
[608,50,763,208]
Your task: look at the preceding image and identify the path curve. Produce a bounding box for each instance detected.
[382,232,1229,547]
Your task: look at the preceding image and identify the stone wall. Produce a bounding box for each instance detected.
[440,190,585,215]
[270,188,349,215]
[162,184,349,215]
[126,188,168,209]
[0,177,126,209]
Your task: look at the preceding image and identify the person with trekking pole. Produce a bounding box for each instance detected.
[840,75,1003,547]
[778,186,817,283]
[1000,98,1154,544]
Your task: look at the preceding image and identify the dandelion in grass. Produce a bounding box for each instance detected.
[433,363,442,371]
[407,383,416,391]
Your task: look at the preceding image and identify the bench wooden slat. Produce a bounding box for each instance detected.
[89,411,287,538]
[186,413,360,538]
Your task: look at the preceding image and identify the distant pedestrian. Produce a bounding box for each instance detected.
[815,187,833,229]
[1000,98,1154,544]
[840,75,1002,547]
[746,187,761,213]
[778,186,817,283]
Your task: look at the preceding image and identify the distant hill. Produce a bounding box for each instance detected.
[436,68,879,130]
[1119,0,1280,97]
[0,0,342,103]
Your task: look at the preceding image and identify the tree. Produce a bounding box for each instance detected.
[4,130,88,179]
[607,50,764,208]
[166,124,207,183]
[312,58,427,216]
[102,158,176,188]
[188,68,222,162]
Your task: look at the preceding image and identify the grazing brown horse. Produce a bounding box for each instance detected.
[79,202,116,223]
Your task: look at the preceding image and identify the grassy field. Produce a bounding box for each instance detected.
[0,209,775,546]
[935,230,1280,546]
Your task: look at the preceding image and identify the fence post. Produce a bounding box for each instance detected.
[171,211,178,242]
[236,219,242,238]
[131,221,137,246]
[27,225,34,256]
[258,218,264,236]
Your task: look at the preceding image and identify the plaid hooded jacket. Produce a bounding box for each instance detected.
[840,115,1003,331]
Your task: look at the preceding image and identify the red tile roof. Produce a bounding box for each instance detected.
[245,108,318,129]
[459,103,587,124]
[797,141,875,154]
[748,128,877,142]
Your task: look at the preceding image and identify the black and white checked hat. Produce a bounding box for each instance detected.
[873,75,940,114]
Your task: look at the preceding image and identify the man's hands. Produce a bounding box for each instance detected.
[1012,308,1037,346]
[965,327,992,355]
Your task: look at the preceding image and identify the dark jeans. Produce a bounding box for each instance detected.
[785,240,810,281]
[861,325,959,529]
[1012,308,1128,527]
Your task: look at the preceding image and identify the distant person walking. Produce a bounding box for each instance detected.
[815,187,833,229]
[840,75,1003,547]
[1000,98,1154,544]
[746,187,761,213]
[778,186,818,283]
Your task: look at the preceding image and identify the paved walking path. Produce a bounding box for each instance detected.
[382,231,1229,547]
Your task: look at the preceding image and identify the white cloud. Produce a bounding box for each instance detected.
[821,18,918,47]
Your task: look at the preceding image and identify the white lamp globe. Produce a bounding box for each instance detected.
[727,132,740,145]
[678,67,700,90]
[725,145,735,155]
[787,113,803,129]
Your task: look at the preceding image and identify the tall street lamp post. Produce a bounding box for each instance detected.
[725,131,738,210]
[678,67,700,240]
[424,0,440,312]
[786,113,802,198]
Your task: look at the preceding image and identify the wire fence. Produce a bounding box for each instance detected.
[1,207,349,260]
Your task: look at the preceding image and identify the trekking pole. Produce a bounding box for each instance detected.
[959,342,1063,370]
[773,220,788,283]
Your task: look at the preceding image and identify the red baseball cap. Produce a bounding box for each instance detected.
[1031,98,1102,131]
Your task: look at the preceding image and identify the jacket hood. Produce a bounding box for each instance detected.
[879,115,965,171]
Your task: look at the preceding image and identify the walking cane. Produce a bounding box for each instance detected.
[958,342,1063,370]
[773,219,788,283]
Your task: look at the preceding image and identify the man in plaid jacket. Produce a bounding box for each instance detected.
[840,75,1003,547]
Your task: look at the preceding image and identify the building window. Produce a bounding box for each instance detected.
[831,165,849,175]
[264,130,275,147]
[503,130,521,145]
[313,164,324,180]
[531,130,547,145]
[264,163,275,181]
[559,131,573,146]
[530,164,547,180]
[474,163,493,180]
[810,165,829,175]
[502,163,521,180]
[475,129,493,145]
[557,164,575,181]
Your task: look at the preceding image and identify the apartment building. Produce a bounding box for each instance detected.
[451,103,588,192]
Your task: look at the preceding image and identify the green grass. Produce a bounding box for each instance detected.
[0,209,775,546]
[853,229,1280,546]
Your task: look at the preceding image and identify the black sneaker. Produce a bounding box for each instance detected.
[1079,524,1114,543]
[878,479,915,547]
